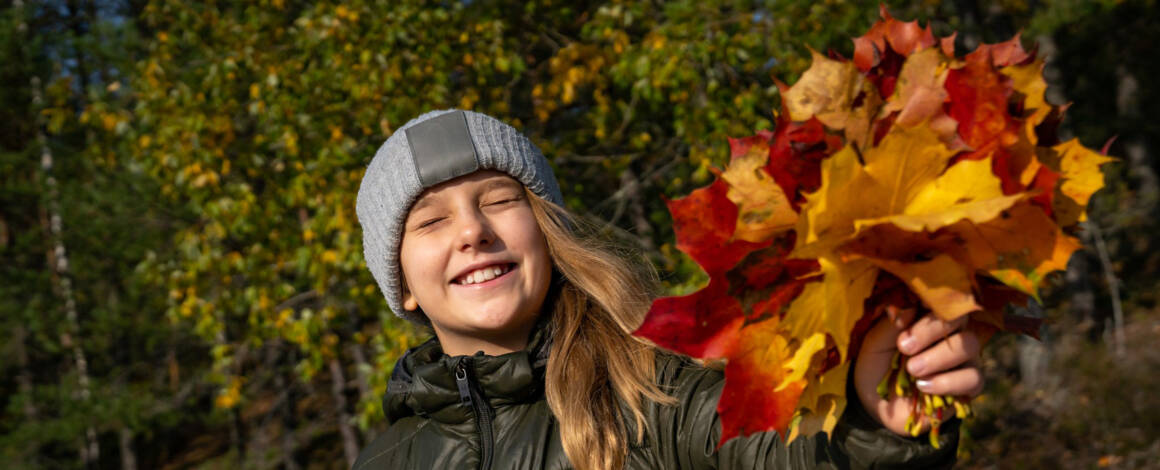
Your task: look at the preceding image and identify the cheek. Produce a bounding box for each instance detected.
[514,220,552,285]
[399,239,442,297]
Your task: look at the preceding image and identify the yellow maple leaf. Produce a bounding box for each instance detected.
[780,256,878,360]
[862,124,962,215]
[945,204,1080,299]
[795,124,961,257]
[795,144,881,255]
[784,51,882,147]
[721,140,799,242]
[1002,59,1050,131]
[775,332,827,391]
[1050,139,1115,226]
[1002,59,1051,186]
[870,254,982,321]
[857,157,1026,234]
[788,362,849,441]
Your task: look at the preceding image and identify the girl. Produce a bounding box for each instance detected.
[353,109,982,469]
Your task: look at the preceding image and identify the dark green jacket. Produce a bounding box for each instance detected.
[352,329,958,470]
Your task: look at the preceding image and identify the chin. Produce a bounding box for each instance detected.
[464,306,537,333]
[469,312,527,332]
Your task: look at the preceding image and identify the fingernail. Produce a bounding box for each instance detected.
[908,357,927,376]
[899,335,916,354]
[916,379,933,392]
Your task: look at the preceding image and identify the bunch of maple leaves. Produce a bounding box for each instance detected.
[633,7,1113,447]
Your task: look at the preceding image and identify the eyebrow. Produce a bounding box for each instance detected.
[408,178,523,217]
[409,194,440,216]
[481,179,524,194]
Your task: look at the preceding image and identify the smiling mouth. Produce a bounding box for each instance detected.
[453,263,516,285]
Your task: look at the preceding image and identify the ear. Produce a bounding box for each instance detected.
[403,292,420,311]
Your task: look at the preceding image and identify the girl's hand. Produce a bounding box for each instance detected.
[852,306,983,436]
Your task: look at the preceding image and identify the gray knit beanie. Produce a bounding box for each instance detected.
[356,109,564,324]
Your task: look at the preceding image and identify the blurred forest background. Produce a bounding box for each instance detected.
[1,0,1157,468]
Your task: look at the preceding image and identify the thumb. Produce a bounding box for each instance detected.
[853,307,915,425]
[862,305,914,357]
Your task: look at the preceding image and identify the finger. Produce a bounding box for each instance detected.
[906,330,981,378]
[887,305,917,330]
[898,314,968,356]
[862,309,907,356]
[915,361,984,397]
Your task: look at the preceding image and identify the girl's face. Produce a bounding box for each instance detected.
[399,170,552,355]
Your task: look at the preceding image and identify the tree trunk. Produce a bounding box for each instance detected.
[31,61,101,470]
[1115,66,1158,212]
[1065,248,1095,327]
[1016,301,1049,387]
[118,427,137,470]
[219,329,248,467]
[23,0,101,465]
[622,168,655,252]
[14,325,39,420]
[167,325,180,391]
[231,408,246,468]
[348,343,373,406]
[10,4,37,426]
[329,358,361,467]
[348,342,376,441]
[1087,223,1126,356]
[277,367,301,470]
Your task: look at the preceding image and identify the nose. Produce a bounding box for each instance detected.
[454,207,495,252]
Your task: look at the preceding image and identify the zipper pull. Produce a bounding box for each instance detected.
[455,359,473,406]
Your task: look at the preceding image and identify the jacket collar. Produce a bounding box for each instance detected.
[384,324,551,425]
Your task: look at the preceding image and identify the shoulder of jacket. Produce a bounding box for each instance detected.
[351,417,429,470]
[654,350,724,386]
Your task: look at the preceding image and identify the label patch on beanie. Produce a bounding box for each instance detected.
[405,110,481,188]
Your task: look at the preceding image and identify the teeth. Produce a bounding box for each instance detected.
[458,264,509,285]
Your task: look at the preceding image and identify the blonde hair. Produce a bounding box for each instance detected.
[527,188,676,470]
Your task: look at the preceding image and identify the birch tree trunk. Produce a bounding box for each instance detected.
[118,427,137,470]
[34,76,101,466]
[27,22,101,470]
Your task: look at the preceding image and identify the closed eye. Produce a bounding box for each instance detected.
[485,191,524,207]
[417,217,444,229]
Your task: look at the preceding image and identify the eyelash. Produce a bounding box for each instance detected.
[414,195,520,229]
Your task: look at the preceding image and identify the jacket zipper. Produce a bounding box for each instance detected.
[455,358,495,470]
